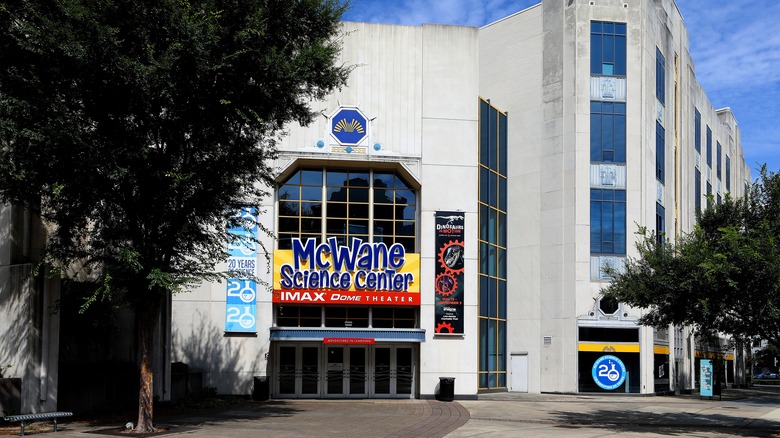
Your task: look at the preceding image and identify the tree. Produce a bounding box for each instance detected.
[0,0,349,432]
[602,167,780,347]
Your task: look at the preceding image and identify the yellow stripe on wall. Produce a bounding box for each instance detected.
[654,345,670,355]
[578,343,640,353]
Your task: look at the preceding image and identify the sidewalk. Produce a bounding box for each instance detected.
[24,386,780,437]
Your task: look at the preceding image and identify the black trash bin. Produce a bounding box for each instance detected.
[437,377,455,401]
[253,376,269,401]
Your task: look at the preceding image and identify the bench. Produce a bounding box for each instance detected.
[3,412,73,436]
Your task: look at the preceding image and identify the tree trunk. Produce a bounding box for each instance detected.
[135,300,160,433]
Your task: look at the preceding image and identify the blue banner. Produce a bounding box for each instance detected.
[700,359,713,397]
[225,207,258,333]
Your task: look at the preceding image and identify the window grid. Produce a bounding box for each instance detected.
[656,48,665,105]
[716,142,722,180]
[277,169,417,253]
[591,102,627,163]
[478,98,507,390]
[590,189,627,255]
[656,122,665,183]
[590,21,627,76]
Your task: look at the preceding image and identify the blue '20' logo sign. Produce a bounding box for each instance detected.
[592,355,627,390]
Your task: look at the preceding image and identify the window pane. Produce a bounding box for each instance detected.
[396,190,415,206]
[326,171,348,187]
[349,203,369,219]
[489,171,498,206]
[480,204,489,241]
[480,243,489,275]
[498,280,507,319]
[374,220,392,238]
[374,188,393,204]
[279,201,299,216]
[300,202,321,217]
[498,212,507,247]
[480,101,490,165]
[497,247,506,278]
[395,221,415,236]
[479,275,489,315]
[327,187,347,202]
[374,173,394,189]
[349,172,370,187]
[328,202,347,218]
[499,113,508,176]
[488,277,497,316]
[499,177,507,212]
[301,185,322,201]
[279,185,299,201]
[480,166,489,203]
[301,218,321,234]
[591,33,602,74]
[349,187,369,203]
[374,204,393,220]
[301,169,322,186]
[400,206,415,221]
[279,217,298,233]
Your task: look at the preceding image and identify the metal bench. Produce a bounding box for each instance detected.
[3,412,73,436]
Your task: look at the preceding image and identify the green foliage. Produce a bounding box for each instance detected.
[0,363,11,379]
[602,167,780,345]
[0,0,350,308]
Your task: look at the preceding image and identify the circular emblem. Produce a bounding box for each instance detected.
[435,273,457,296]
[239,312,256,329]
[592,355,627,390]
[330,108,368,145]
[438,240,464,275]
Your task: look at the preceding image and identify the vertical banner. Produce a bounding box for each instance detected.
[225,207,258,332]
[434,211,465,334]
[700,359,713,397]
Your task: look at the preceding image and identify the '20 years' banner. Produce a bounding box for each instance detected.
[225,208,258,333]
[434,211,465,334]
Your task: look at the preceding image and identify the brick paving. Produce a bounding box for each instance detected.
[55,399,469,438]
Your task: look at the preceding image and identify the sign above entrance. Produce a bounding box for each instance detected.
[330,107,368,145]
[324,338,375,345]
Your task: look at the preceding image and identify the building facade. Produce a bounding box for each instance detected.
[169,0,751,399]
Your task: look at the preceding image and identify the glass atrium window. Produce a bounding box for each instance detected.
[591,21,627,76]
[478,98,508,390]
[277,169,417,253]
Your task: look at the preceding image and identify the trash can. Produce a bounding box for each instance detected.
[252,376,269,401]
[437,377,455,401]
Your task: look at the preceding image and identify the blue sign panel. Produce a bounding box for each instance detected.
[225,279,257,332]
[225,207,257,333]
[331,108,367,145]
[700,359,713,397]
[592,355,627,390]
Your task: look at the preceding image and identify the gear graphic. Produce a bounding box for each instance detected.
[438,240,464,275]
[435,322,455,334]
[435,273,457,296]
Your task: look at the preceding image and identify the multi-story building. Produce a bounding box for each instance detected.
[167,0,750,399]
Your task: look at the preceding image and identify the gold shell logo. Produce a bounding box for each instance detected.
[334,118,365,134]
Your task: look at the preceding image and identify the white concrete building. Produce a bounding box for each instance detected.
[169,0,751,399]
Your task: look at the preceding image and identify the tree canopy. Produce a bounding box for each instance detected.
[0,0,349,432]
[602,167,780,347]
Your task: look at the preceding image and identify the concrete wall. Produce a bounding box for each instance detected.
[171,22,481,398]
[0,204,60,413]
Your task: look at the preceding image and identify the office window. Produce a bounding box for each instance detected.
[707,181,713,209]
[656,203,665,245]
[656,122,665,183]
[656,48,665,105]
[726,156,731,192]
[590,101,626,163]
[694,108,701,153]
[591,189,627,255]
[591,21,627,76]
[706,126,712,168]
[716,142,722,179]
[695,169,702,214]
[479,98,507,390]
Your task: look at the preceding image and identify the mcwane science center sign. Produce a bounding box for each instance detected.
[273,238,420,305]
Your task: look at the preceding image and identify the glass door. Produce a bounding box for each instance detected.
[325,346,368,397]
[274,344,321,398]
[371,345,415,398]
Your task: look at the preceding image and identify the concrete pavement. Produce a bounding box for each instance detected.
[33,386,780,437]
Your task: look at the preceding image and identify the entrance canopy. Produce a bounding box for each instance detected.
[270,328,425,343]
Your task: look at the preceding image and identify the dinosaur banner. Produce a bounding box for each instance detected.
[434,211,465,335]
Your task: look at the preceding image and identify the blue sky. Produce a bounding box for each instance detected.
[343,0,780,178]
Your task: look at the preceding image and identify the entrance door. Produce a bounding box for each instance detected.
[372,346,414,397]
[325,346,368,397]
[275,344,321,398]
[510,354,528,392]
